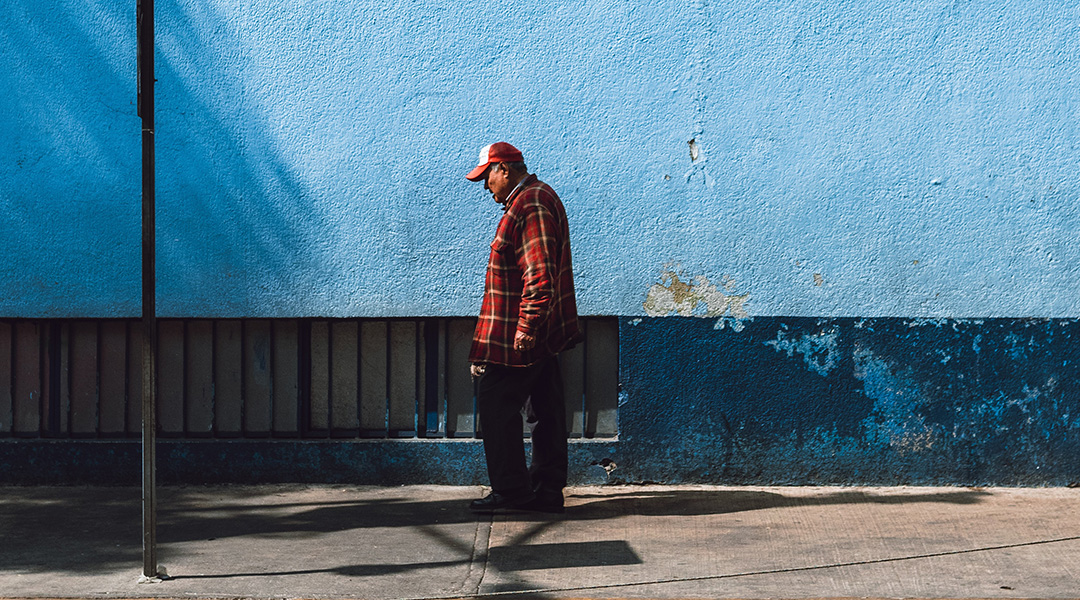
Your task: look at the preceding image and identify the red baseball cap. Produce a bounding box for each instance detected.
[466,142,524,181]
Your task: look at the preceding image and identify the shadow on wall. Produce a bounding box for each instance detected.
[1,0,141,316]
[0,1,328,318]
[155,4,328,317]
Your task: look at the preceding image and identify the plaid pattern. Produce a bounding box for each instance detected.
[470,174,582,367]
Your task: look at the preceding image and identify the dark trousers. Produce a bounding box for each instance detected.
[477,356,568,497]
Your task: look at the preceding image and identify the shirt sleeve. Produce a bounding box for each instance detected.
[516,197,559,336]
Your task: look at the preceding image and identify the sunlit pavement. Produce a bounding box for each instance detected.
[1,485,1078,599]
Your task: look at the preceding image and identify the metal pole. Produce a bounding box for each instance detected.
[136,0,158,581]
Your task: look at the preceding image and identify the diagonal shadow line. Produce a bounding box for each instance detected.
[415,522,477,557]
[165,538,641,582]
[169,517,490,582]
[501,517,559,547]
[414,533,1080,600]
[167,558,471,580]
[165,498,399,511]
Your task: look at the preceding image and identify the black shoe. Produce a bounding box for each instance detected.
[469,491,536,512]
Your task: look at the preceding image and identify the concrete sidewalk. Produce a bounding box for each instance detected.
[1,484,1078,599]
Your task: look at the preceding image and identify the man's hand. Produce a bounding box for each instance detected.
[514,330,536,352]
[470,363,486,379]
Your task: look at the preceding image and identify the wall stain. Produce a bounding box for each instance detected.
[643,267,749,319]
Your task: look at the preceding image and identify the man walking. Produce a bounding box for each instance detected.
[465,142,582,514]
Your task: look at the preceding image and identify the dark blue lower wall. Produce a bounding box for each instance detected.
[617,316,1080,485]
[2,317,1078,485]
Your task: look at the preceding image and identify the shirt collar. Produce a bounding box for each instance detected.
[501,173,537,211]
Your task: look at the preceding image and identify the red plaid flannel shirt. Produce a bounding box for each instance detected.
[470,174,582,367]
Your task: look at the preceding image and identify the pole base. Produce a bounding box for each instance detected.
[137,566,169,584]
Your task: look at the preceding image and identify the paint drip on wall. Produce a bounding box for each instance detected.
[643,267,749,319]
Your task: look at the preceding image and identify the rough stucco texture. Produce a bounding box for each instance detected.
[3,1,1080,318]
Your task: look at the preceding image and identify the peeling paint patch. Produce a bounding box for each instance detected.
[688,138,701,162]
[643,267,749,319]
[713,317,746,332]
[766,327,839,376]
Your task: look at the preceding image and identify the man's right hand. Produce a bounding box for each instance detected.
[470,363,486,379]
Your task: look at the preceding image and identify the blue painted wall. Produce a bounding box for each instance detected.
[4,0,1079,318]
[4,1,1080,484]
[3,0,140,316]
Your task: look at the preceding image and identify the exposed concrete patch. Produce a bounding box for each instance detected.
[643,267,749,320]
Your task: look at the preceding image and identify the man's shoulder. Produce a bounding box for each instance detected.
[511,178,560,213]
[525,177,557,198]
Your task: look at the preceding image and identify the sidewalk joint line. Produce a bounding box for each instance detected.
[460,512,493,597]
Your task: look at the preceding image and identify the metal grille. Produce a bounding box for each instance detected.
[0,318,618,439]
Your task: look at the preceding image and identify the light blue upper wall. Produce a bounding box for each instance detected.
[2,0,141,316]
[3,0,1079,318]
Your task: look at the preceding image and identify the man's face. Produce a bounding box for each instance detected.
[483,163,512,204]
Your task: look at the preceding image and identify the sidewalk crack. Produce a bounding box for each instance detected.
[461,512,493,596]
